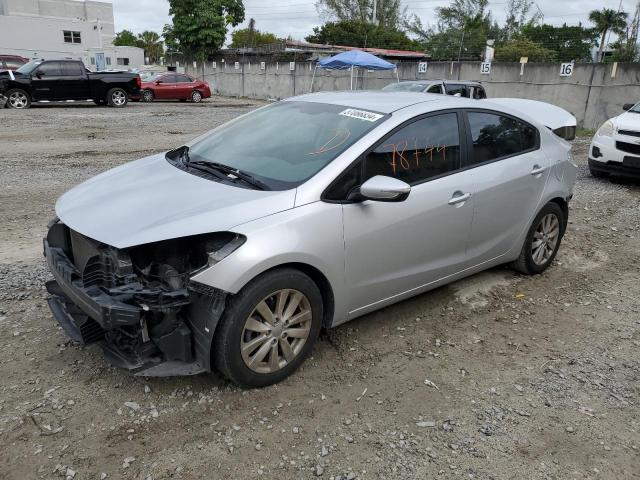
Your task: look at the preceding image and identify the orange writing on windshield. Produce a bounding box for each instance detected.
[307,129,351,156]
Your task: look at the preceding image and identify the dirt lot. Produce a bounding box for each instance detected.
[1,99,639,480]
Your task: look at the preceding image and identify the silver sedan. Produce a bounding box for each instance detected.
[44,91,577,387]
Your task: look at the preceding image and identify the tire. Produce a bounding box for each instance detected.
[142,89,154,103]
[6,89,31,109]
[191,90,203,103]
[589,167,608,178]
[106,88,128,108]
[213,268,323,388]
[511,202,565,275]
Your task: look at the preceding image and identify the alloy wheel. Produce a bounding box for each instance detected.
[8,91,28,109]
[111,90,126,106]
[143,90,153,102]
[192,91,202,102]
[531,213,560,265]
[240,289,312,374]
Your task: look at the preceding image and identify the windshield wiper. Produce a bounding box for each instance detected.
[187,159,270,191]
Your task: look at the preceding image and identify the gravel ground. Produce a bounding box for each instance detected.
[0,100,639,480]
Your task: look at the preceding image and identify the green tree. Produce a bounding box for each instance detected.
[136,31,164,63]
[502,0,541,40]
[521,23,598,61]
[167,0,245,60]
[230,19,278,48]
[113,29,138,47]
[306,20,419,50]
[315,0,406,29]
[494,37,556,61]
[589,8,628,62]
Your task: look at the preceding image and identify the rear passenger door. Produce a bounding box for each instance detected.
[175,74,194,99]
[59,62,89,99]
[463,110,550,264]
[445,83,469,97]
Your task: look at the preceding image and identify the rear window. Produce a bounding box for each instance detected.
[382,83,429,92]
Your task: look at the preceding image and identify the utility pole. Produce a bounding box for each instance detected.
[372,0,377,25]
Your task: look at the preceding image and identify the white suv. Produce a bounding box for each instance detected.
[589,102,640,178]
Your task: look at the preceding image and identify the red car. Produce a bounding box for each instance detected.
[139,73,211,103]
[0,55,29,72]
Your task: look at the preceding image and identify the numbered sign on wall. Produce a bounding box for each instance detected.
[212,61,217,69]
[559,62,573,77]
[234,61,240,70]
[418,62,428,74]
[260,61,266,70]
[480,62,491,75]
[289,62,296,71]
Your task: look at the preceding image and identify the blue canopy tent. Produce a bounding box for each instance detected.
[311,50,398,92]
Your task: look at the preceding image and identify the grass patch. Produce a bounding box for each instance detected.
[576,128,596,138]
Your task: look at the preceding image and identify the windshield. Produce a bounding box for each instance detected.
[629,103,640,113]
[382,82,429,92]
[187,101,388,190]
[16,61,42,74]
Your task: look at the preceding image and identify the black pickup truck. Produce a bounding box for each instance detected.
[0,59,141,109]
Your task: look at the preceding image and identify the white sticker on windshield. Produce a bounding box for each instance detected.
[339,108,383,122]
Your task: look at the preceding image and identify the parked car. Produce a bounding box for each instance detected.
[138,73,211,103]
[383,80,487,99]
[0,55,28,72]
[44,92,577,387]
[589,102,640,178]
[0,59,141,109]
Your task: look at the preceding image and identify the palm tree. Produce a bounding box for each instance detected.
[589,8,628,62]
[136,31,164,64]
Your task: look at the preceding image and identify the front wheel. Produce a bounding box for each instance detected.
[106,88,128,108]
[6,89,31,109]
[191,90,203,103]
[511,202,565,275]
[142,89,154,103]
[213,269,323,388]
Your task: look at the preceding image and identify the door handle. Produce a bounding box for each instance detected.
[530,165,547,176]
[448,191,472,205]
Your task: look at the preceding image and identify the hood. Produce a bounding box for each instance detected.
[613,111,640,131]
[56,153,297,249]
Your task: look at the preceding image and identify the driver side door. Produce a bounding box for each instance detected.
[153,74,177,99]
[333,111,476,317]
[31,62,63,100]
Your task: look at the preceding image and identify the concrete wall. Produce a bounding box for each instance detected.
[185,60,639,129]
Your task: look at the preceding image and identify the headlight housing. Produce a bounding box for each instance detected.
[596,120,614,138]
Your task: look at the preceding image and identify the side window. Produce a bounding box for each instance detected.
[363,112,461,185]
[176,74,192,83]
[445,84,467,97]
[427,84,443,94]
[35,62,61,76]
[60,62,84,76]
[472,86,486,99]
[467,112,537,166]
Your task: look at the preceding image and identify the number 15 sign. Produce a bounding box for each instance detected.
[480,62,491,75]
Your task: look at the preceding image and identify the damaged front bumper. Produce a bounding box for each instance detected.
[44,220,227,377]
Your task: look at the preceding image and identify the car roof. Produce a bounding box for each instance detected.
[394,79,482,86]
[289,90,486,114]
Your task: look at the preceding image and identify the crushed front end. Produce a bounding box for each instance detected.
[43,219,238,376]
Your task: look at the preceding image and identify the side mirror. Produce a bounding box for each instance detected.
[155,80,162,85]
[623,103,635,111]
[35,72,43,78]
[359,175,411,202]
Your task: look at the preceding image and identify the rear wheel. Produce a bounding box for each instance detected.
[191,90,203,103]
[142,89,154,103]
[511,202,565,275]
[106,88,128,108]
[213,268,323,388]
[6,89,31,109]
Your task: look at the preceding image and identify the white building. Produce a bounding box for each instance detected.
[0,0,144,69]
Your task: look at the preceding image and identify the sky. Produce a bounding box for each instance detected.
[111,0,637,42]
